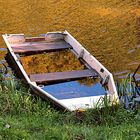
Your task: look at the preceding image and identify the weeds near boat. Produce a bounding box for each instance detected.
[0,70,139,126]
[116,74,138,109]
[63,76,140,125]
[0,73,52,115]
[1,71,140,140]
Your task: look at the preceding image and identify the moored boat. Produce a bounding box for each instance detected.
[2,31,118,111]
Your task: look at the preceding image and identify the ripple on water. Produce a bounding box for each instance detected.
[0,59,7,65]
[114,70,130,76]
[128,61,139,66]
[128,49,135,54]
[0,48,7,51]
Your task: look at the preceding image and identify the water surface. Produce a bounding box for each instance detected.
[42,80,105,100]
[0,0,140,80]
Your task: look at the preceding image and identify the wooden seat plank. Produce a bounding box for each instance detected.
[29,69,98,84]
[11,40,72,54]
[25,37,45,42]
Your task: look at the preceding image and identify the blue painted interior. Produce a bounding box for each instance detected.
[42,81,106,100]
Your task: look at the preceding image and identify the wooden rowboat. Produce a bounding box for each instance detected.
[2,31,118,111]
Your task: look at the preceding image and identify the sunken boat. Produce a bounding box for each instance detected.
[2,31,118,111]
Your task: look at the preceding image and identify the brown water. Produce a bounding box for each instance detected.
[0,0,140,80]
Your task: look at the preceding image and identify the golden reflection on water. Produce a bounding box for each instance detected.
[0,0,140,79]
[21,50,84,74]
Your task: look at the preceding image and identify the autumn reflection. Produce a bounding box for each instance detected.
[134,17,140,76]
[21,49,101,86]
[137,17,140,45]
[21,50,84,74]
[77,77,99,87]
[0,0,140,80]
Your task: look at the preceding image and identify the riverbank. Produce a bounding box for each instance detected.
[0,73,140,139]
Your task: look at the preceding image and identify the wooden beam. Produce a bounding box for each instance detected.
[25,37,45,42]
[29,69,98,84]
[11,40,72,54]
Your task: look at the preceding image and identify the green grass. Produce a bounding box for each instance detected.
[0,73,140,139]
[1,114,140,140]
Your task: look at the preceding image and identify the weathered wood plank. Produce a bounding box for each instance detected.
[11,40,72,54]
[29,69,98,84]
[25,37,45,42]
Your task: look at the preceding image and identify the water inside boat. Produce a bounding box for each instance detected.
[20,49,106,99]
[20,50,85,74]
[41,79,106,100]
